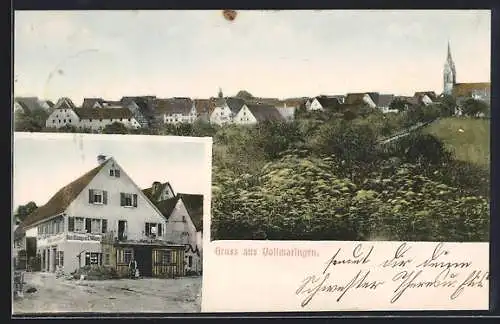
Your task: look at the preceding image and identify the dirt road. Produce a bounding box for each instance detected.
[12,272,202,314]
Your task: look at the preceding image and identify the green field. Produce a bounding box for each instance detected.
[424,117,490,169]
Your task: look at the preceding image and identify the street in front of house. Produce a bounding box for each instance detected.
[13,272,202,314]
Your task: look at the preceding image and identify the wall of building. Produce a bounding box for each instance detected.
[164,199,198,248]
[60,240,102,274]
[45,108,80,128]
[209,105,233,125]
[233,105,258,124]
[65,158,168,243]
[308,99,323,111]
[78,117,141,131]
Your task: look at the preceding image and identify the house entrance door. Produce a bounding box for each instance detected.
[134,247,153,277]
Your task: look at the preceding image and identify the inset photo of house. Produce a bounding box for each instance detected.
[12,132,211,313]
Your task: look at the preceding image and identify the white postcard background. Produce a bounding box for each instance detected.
[202,238,489,311]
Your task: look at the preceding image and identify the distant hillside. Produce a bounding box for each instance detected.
[423,117,490,169]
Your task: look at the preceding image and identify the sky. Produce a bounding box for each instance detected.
[12,133,212,208]
[14,10,490,105]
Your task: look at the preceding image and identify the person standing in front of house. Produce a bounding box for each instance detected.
[129,258,138,279]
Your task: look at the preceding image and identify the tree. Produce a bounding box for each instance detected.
[461,98,488,117]
[102,122,129,134]
[14,201,38,224]
[235,90,254,100]
[389,98,408,112]
[14,109,49,132]
[436,94,457,117]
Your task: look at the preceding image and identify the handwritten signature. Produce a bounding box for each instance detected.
[295,242,488,308]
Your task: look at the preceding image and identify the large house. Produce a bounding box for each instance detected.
[17,155,202,278]
[45,103,142,131]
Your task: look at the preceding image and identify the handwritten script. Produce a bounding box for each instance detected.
[295,242,489,308]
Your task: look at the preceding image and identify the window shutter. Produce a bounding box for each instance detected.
[103,191,108,205]
[120,193,125,206]
[115,169,121,177]
[68,217,75,232]
[133,194,138,207]
[158,223,162,237]
[89,189,93,203]
[102,219,107,233]
[145,223,149,236]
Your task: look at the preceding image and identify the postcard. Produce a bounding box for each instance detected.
[13,9,491,314]
[12,132,212,313]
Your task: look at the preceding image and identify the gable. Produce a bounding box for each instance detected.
[66,158,167,224]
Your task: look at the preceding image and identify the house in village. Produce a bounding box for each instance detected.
[306,95,343,112]
[143,183,204,275]
[233,103,285,125]
[120,96,157,128]
[45,101,142,131]
[155,98,198,125]
[276,104,297,122]
[414,91,437,106]
[17,155,191,278]
[209,97,246,125]
[345,93,378,109]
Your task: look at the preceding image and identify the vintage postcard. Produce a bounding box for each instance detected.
[12,132,212,313]
[13,9,490,314]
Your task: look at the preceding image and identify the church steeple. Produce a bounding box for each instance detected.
[443,41,457,95]
[218,87,223,99]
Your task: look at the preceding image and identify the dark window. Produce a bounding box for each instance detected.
[109,169,114,176]
[162,250,172,264]
[188,256,193,267]
[85,218,92,233]
[53,120,55,123]
[68,217,75,232]
[69,119,71,123]
[182,216,186,222]
[128,118,131,121]
[99,119,103,122]
[120,118,123,121]
[89,119,92,122]
[58,119,61,123]
[63,119,66,123]
[102,219,107,233]
[124,249,132,264]
[120,193,137,207]
[115,169,120,177]
[158,223,162,236]
[89,189,106,204]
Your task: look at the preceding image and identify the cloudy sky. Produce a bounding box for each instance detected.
[14,10,490,105]
[13,133,212,208]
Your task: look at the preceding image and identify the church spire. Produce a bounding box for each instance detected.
[443,41,457,95]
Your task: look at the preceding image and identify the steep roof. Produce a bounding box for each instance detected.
[153,196,180,220]
[193,99,214,115]
[53,97,76,110]
[414,91,437,101]
[376,94,395,107]
[396,96,420,106]
[452,82,491,97]
[246,104,285,122]
[46,100,55,108]
[276,106,296,120]
[142,182,175,202]
[155,98,193,115]
[82,98,105,109]
[178,193,203,231]
[225,97,246,114]
[74,108,133,120]
[21,161,108,228]
[315,96,341,109]
[345,93,368,105]
[121,96,156,118]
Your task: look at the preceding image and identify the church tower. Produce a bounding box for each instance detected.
[443,41,457,95]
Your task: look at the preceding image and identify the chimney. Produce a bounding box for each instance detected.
[152,181,162,197]
[97,155,107,165]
